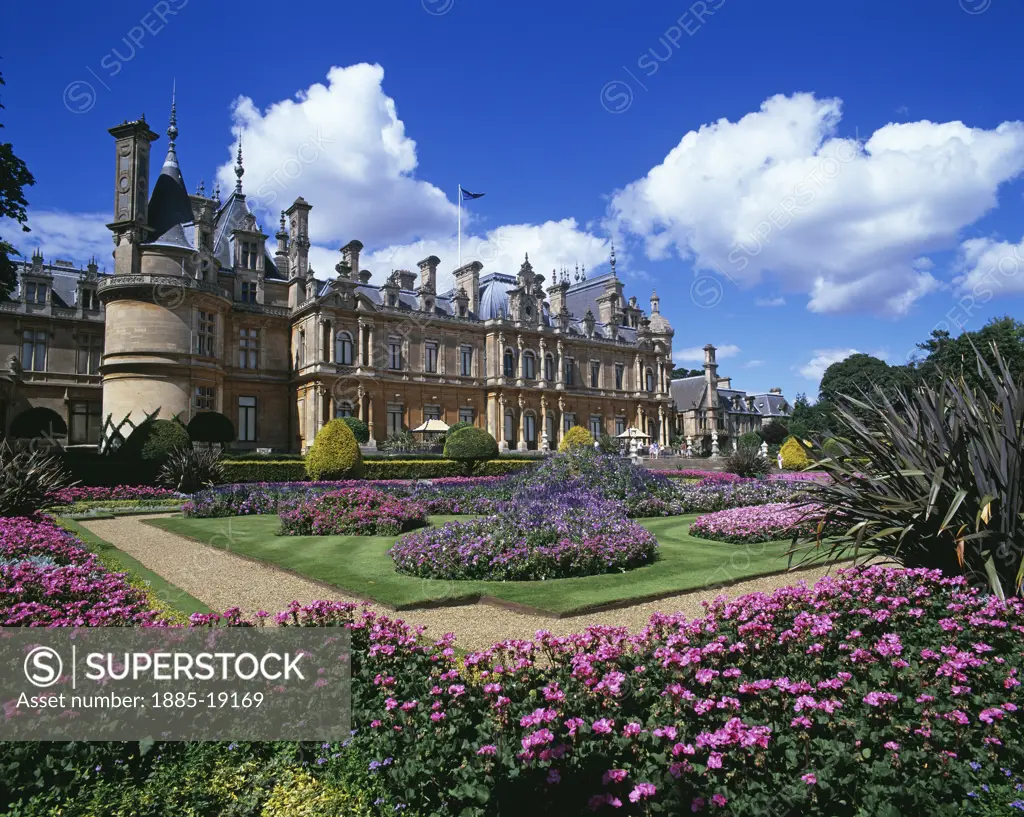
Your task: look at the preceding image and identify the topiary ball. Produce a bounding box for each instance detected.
[186,411,236,444]
[444,420,473,441]
[342,416,370,444]
[443,426,498,474]
[119,419,191,464]
[307,419,364,480]
[558,425,595,453]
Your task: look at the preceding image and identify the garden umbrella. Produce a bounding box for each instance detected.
[411,419,450,434]
[615,428,650,439]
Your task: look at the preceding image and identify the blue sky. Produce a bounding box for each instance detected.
[4,0,1024,401]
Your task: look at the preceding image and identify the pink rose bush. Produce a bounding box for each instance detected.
[689,502,845,544]
[278,486,428,536]
[0,517,162,626]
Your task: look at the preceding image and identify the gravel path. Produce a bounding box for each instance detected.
[80,514,857,652]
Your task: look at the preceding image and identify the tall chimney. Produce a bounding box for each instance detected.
[341,240,362,278]
[417,255,439,293]
[453,261,482,315]
[704,344,719,409]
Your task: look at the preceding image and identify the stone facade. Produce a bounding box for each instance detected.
[0,103,680,453]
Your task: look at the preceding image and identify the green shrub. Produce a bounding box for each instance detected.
[760,419,790,445]
[443,426,499,475]
[381,429,417,454]
[186,411,236,444]
[738,431,762,450]
[364,459,462,479]
[558,425,594,453]
[0,441,74,517]
[342,416,370,444]
[159,447,225,493]
[221,460,308,483]
[445,420,473,440]
[724,446,771,478]
[119,419,190,465]
[597,433,619,454]
[306,419,363,481]
[780,435,813,470]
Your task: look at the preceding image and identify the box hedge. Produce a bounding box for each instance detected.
[558,425,594,452]
[218,457,536,483]
[306,419,363,480]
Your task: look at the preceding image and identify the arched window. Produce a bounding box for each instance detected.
[336,331,354,366]
[524,411,537,450]
[546,412,556,446]
[503,348,516,378]
[335,401,354,418]
[646,368,655,393]
[523,351,536,380]
[544,353,555,381]
[504,409,516,445]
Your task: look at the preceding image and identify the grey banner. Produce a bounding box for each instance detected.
[0,628,351,741]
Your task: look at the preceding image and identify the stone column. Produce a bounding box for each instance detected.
[357,384,365,421]
[357,321,366,367]
[658,405,666,446]
[540,394,549,452]
[556,341,564,386]
[326,320,335,363]
[498,393,508,452]
[366,395,375,442]
[635,354,642,393]
[517,393,527,451]
[558,395,566,441]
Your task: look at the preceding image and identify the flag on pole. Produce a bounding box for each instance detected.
[461,188,485,200]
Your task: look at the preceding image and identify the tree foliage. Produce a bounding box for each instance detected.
[670,367,703,379]
[914,316,1024,398]
[759,419,789,445]
[0,72,36,300]
[818,353,913,406]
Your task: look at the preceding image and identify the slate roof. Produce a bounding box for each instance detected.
[13,261,108,308]
[670,376,708,411]
[749,392,791,417]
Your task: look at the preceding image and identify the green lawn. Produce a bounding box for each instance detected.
[144,514,828,616]
[60,518,214,617]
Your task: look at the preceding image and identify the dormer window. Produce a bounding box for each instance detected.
[240,281,257,303]
[79,288,99,310]
[241,241,258,270]
[24,282,46,304]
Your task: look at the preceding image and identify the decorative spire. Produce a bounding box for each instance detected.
[610,241,617,277]
[234,139,244,195]
[167,81,178,148]
[278,211,287,235]
[581,262,586,278]
[213,181,221,204]
[196,179,205,196]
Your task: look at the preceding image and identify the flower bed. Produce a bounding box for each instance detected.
[674,479,797,513]
[46,485,181,505]
[389,485,659,580]
[278,486,428,536]
[658,469,746,483]
[0,517,163,626]
[689,502,845,543]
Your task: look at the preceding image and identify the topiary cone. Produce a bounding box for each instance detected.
[306,419,364,481]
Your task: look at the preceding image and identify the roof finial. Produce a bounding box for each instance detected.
[610,241,617,277]
[234,138,245,195]
[196,178,205,196]
[162,81,180,170]
[581,262,586,278]
[213,181,221,204]
[279,210,287,233]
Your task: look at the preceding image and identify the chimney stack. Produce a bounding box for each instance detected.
[417,255,439,293]
[341,240,363,278]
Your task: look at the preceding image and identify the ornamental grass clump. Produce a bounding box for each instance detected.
[278,486,427,536]
[389,481,658,581]
[690,502,844,544]
[0,441,75,517]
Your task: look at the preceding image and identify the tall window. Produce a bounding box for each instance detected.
[388,338,402,370]
[615,363,624,390]
[459,407,474,424]
[240,281,257,303]
[563,413,576,433]
[241,241,258,270]
[194,386,215,411]
[24,282,46,304]
[336,332,354,365]
[544,353,554,382]
[524,413,537,449]
[424,405,441,421]
[69,401,101,445]
[297,330,306,367]
[646,368,655,393]
[238,396,257,442]
[504,410,515,445]
[195,310,216,356]
[615,416,626,436]
[239,328,259,369]
[523,351,536,380]
[77,334,103,375]
[590,362,600,388]
[21,330,46,371]
[564,357,575,387]
[590,415,603,438]
[335,401,353,418]
[80,288,99,310]
[425,341,438,373]
[387,404,404,435]
[546,413,556,444]
[460,345,472,376]
[503,349,515,378]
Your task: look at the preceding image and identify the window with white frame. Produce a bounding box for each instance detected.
[503,348,516,377]
[460,345,472,376]
[546,413,556,443]
[239,328,259,369]
[646,367,655,393]
[615,416,626,435]
[21,329,46,371]
[425,341,438,373]
[386,403,404,435]
[336,332,354,365]
[459,407,474,424]
[523,351,536,379]
[195,310,216,356]
[240,281,257,303]
[524,413,537,447]
[388,337,402,370]
[76,334,102,375]
[238,396,257,441]
[194,385,215,411]
[544,353,555,381]
[241,241,258,270]
[590,415,603,438]
[504,410,515,444]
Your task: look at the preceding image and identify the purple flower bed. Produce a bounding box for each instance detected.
[46,485,181,505]
[0,517,162,626]
[689,502,845,544]
[389,485,659,581]
[278,486,428,536]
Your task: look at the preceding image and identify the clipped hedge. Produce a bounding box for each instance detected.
[306,419,363,480]
[218,457,537,483]
[186,411,236,444]
[221,460,308,483]
[342,416,370,444]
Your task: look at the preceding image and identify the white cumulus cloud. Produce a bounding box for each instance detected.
[953,234,1024,299]
[3,211,113,270]
[608,93,1024,316]
[796,348,859,382]
[674,344,740,364]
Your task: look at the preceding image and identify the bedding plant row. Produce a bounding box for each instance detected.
[689,502,846,544]
[5,560,1022,814]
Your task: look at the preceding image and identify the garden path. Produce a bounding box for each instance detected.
[81,514,850,652]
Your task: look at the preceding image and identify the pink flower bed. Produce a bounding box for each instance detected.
[657,470,745,484]
[0,517,162,626]
[46,485,181,505]
[689,502,843,543]
[278,486,428,536]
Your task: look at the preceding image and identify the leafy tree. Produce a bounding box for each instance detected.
[671,367,703,379]
[914,316,1024,398]
[0,72,35,300]
[787,393,834,440]
[818,353,913,406]
[759,420,789,445]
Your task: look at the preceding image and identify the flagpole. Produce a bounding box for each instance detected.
[457,184,462,269]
